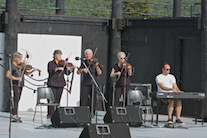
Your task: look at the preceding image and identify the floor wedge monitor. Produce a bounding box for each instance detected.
[79,123,131,138]
[51,106,91,127]
[104,106,143,127]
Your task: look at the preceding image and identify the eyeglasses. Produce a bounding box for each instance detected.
[120,58,125,59]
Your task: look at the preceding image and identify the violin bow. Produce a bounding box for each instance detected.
[117,53,130,81]
[58,52,72,77]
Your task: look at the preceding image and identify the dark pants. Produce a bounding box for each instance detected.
[114,85,130,106]
[12,86,22,115]
[47,86,63,116]
[80,85,97,114]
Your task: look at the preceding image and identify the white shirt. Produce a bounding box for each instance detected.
[155,73,176,92]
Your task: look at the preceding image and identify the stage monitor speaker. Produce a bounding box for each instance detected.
[51,106,91,127]
[104,106,143,127]
[79,123,131,138]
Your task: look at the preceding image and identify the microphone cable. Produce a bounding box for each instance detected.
[26,75,48,81]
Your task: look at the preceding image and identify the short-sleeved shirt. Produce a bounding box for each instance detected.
[80,59,99,85]
[9,63,24,86]
[155,73,176,92]
[113,63,131,87]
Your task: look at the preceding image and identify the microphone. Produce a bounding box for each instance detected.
[75,57,86,61]
[6,53,11,57]
[65,58,68,61]
[0,58,3,61]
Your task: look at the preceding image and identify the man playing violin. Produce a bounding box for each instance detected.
[79,49,102,115]
[47,50,76,118]
[6,52,37,122]
[110,51,132,106]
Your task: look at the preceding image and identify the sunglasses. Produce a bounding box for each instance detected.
[120,57,125,59]
[164,68,171,71]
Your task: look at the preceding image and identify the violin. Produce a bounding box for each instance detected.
[58,59,77,77]
[58,60,74,67]
[89,58,104,68]
[17,62,41,76]
[117,62,135,81]
[76,58,104,75]
[119,62,132,69]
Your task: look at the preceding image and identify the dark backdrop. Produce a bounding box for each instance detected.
[121,17,202,116]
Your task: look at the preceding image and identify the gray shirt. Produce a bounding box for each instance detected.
[9,63,24,86]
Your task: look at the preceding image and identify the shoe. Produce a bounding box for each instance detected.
[175,119,185,125]
[167,119,173,123]
[12,118,22,123]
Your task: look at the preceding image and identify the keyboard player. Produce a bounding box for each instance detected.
[155,63,185,125]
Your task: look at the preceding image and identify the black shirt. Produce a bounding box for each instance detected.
[113,63,131,87]
[47,60,71,87]
[80,59,100,85]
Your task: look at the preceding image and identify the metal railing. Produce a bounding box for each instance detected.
[190,3,201,17]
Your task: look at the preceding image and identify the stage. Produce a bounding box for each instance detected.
[0,111,207,138]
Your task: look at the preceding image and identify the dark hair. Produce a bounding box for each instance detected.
[162,63,170,68]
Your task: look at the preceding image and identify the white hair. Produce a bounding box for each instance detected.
[117,51,126,59]
[84,49,93,55]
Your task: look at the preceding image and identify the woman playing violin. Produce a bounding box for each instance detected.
[6,52,37,123]
[110,51,132,106]
[78,49,102,115]
[47,50,76,118]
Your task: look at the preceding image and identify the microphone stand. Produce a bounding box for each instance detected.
[17,53,29,117]
[80,59,107,123]
[65,59,69,107]
[123,65,127,107]
[91,64,96,117]
[123,57,129,107]
[8,54,13,138]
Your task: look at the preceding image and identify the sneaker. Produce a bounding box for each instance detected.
[167,119,173,123]
[175,119,185,125]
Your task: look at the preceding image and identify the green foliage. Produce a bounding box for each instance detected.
[0,0,202,17]
[123,0,152,17]
[64,0,111,17]
[0,0,5,5]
